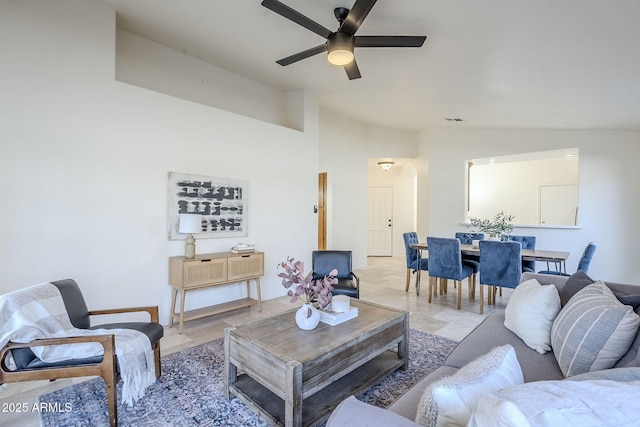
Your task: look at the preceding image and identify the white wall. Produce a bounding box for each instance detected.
[0,0,319,322]
[421,128,640,283]
[116,29,306,130]
[318,108,369,268]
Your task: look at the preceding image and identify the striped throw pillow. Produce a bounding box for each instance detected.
[551,281,640,377]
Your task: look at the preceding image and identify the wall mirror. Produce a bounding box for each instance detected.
[466,148,579,226]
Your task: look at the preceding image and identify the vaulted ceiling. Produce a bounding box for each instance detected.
[96,0,640,131]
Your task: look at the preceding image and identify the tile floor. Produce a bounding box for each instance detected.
[0,256,512,426]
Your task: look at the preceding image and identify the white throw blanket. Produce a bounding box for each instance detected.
[0,282,156,406]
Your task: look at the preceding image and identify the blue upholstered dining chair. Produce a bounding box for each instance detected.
[427,237,475,310]
[479,240,522,314]
[507,235,536,272]
[538,242,596,276]
[403,232,428,293]
[455,232,485,246]
[455,231,484,266]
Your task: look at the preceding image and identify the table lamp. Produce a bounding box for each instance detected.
[178,214,200,259]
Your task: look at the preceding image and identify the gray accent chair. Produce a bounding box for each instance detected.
[0,279,163,427]
[312,250,360,299]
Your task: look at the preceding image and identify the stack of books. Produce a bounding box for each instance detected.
[231,243,255,254]
[319,306,359,326]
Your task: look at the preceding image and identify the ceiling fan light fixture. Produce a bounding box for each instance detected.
[327,32,354,66]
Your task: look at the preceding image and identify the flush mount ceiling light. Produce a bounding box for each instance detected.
[378,161,395,171]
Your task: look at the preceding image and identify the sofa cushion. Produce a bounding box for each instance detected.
[468,379,640,427]
[504,278,560,354]
[327,396,420,427]
[444,311,564,382]
[415,344,523,427]
[551,281,640,377]
[558,270,594,306]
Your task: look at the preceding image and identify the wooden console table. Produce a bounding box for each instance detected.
[168,251,264,333]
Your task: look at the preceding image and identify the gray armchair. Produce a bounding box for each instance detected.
[312,250,360,299]
[0,279,163,427]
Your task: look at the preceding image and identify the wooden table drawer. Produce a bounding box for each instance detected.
[228,253,264,281]
[183,258,227,288]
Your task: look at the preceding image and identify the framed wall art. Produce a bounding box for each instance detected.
[167,172,248,240]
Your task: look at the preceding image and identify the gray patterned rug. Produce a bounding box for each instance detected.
[38,329,456,426]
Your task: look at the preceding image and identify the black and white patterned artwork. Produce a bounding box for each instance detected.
[168,172,248,239]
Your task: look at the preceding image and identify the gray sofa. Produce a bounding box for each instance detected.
[327,272,640,426]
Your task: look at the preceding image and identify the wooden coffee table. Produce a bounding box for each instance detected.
[223,299,409,427]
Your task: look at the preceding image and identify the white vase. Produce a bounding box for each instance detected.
[295,302,320,330]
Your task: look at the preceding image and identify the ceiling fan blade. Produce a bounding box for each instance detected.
[355,35,427,48]
[276,44,327,66]
[340,0,378,35]
[261,0,332,39]
[344,59,361,80]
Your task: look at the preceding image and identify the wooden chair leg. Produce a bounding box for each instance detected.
[104,372,117,427]
[468,274,476,301]
[457,280,462,310]
[98,336,118,427]
[428,276,434,303]
[154,342,162,378]
[480,284,484,314]
[405,269,411,292]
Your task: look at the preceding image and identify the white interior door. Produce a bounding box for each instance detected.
[368,186,393,256]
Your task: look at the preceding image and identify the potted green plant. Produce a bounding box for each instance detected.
[466,211,515,241]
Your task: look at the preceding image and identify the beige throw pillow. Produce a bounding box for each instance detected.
[504,278,561,354]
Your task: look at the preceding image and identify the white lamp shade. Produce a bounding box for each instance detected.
[178,214,201,234]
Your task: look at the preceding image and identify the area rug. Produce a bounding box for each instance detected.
[38,329,456,426]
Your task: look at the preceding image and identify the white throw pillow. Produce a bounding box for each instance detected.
[504,278,561,354]
[551,281,640,377]
[468,379,640,427]
[415,344,523,427]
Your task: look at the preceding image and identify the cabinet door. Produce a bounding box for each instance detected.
[183,258,227,288]
[228,253,264,281]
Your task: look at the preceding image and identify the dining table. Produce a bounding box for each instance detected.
[409,242,570,296]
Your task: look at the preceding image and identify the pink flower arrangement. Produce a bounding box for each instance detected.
[277,256,338,312]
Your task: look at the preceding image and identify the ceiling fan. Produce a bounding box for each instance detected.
[261,0,427,80]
